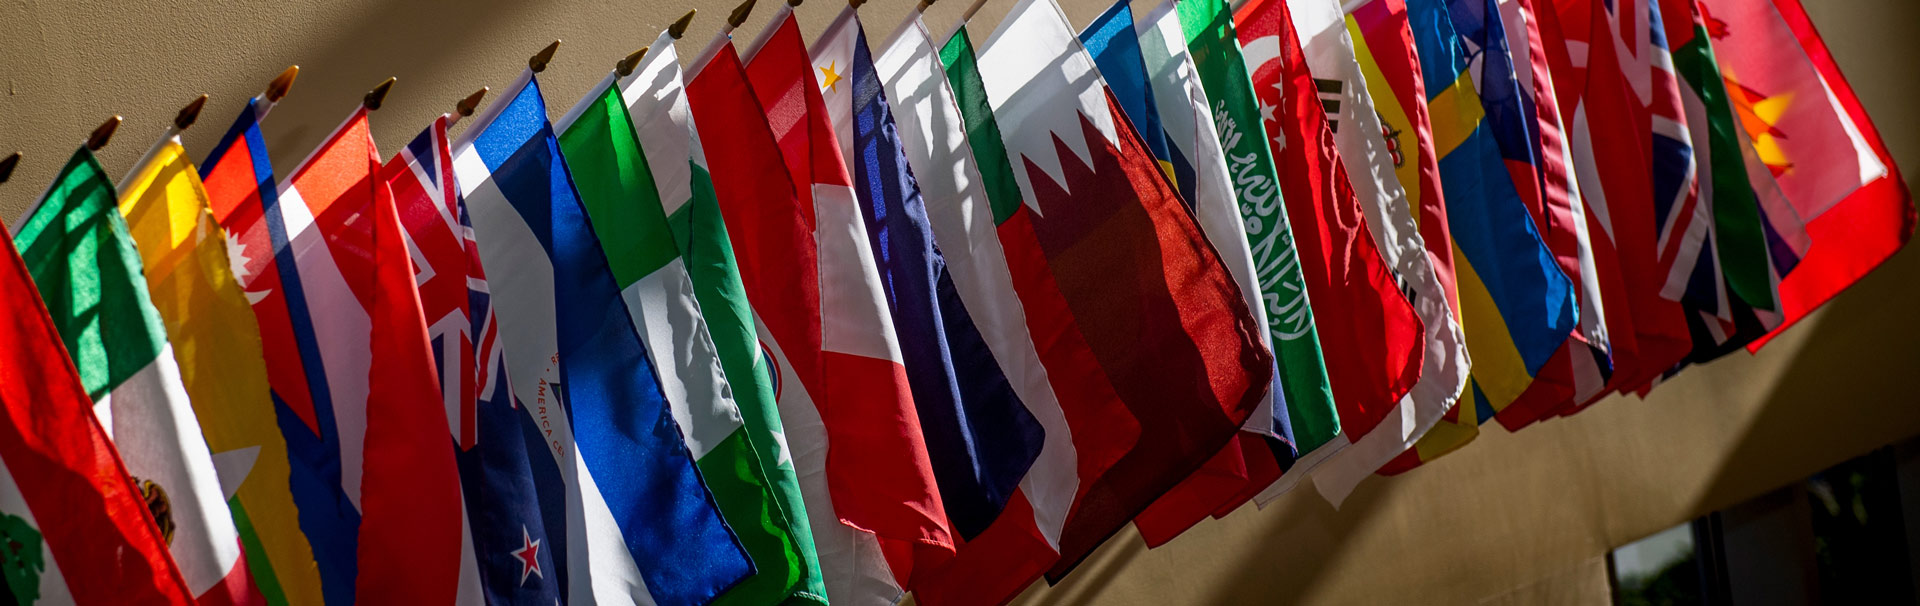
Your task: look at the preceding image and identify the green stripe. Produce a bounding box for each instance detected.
[939,31,1025,226]
[1176,0,1341,451]
[671,162,829,604]
[14,148,171,399]
[558,84,682,285]
[1677,26,1775,311]
[559,83,823,605]
[229,498,290,606]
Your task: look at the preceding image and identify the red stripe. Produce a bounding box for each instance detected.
[0,235,195,605]
[194,540,266,606]
[911,491,1055,606]
[1133,436,1249,546]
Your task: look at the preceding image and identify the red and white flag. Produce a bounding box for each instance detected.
[967,0,1272,581]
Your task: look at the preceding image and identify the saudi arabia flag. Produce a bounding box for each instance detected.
[557,43,824,605]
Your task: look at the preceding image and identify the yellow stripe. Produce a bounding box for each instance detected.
[1157,159,1178,187]
[1450,243,1533,409]
[1346,18,1426,222]
[1425,72,1485,159]
[119,141,325,606]
[1411,389,1479,463]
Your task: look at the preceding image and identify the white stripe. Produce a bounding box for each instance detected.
[816,184,908,364]
[0,456,73,606]
[619,33,697,219]
[103,347,242,595]
[622,261,745,460]
[279,183,372,511]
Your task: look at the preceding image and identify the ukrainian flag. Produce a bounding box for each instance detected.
[1405,0,1575,449]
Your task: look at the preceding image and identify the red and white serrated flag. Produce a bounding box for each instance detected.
[969,0,1272,581]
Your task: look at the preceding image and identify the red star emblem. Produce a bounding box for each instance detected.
[511,525,543,585]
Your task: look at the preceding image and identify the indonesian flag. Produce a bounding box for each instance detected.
[970,0,1271,581]
[1697,0,1912,351]
[0,232,196,605]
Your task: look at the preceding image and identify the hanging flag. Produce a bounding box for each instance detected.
[200,98,359,606]
[268,107,468,604]
[621,30,831,604]
[1697,0,1913,351]
[1543,0,1693,399]
[1253,0,1469,503]
[888,17,1141,604]
[557,57,815,605]
[459,68,752,606]
[1345,0,1482,472]
[386,117,565,605]
[1402,0,1579,435]
[16,146,260,605]
[814,6,1045,545]
[1080,0,1175,182]
[0,226,197,606]
[1085,0,1256,546]
[1177,0,1343,498]
[733,9,957,601]
[117,128,314,606]
[971,0,1272,580]
[1653,0,1786,369]
[1136,0,1299,517]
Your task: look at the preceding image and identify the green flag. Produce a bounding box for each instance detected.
[557,50,826,604]
[1174,0,1342,459]
[14,146,248,600]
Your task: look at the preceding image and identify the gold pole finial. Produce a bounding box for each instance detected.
[669,9,698,39]
[728,0,758,29]
[266,65,300,103]
[530,40,562,73]
[174,94,209,131]
[363,77,397,110]
[617,47,651,77]
[456,87,489,117]
[86,116,122,151]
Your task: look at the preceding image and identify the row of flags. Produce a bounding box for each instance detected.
[0,0,1905,602]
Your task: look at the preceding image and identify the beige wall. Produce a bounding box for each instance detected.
[3,0,1915,604]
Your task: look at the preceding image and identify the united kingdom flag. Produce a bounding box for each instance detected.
[386,116,567,605]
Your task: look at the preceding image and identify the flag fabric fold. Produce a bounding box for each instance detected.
[1177,0,1344,500]
[386,117,566,605]
[458,69,752,606]
[0,225,198,606]
[814,6,1046,544]
[971,0,1273,580]
[118,131,313,606]
[17,145,260,605]
[558,60,816,605]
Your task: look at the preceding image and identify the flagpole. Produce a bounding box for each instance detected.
[363,77,397,111]
[257,65,300,122]
[943,0,991,46]
[692,0,754,75]
[119,94,207,191]
[11,116,119,228]
[447,87,489,129]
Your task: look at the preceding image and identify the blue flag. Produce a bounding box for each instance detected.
[815,9,1045,541]
[453,70,751,606]
[1080,0,1176,192]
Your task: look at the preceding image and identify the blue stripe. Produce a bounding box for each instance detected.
[1409,0,1577,375]
[202,100,358,606]
[848,22,1044,540]
[466,76,751,606]
[1081,1,1174,175]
